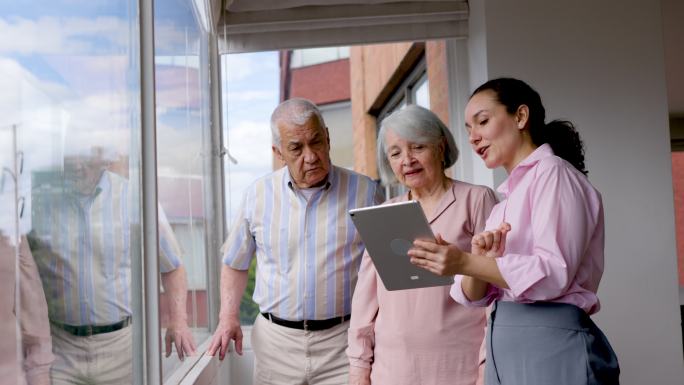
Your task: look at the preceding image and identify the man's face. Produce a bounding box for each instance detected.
[272,116,331,188]
[64,155,106,195]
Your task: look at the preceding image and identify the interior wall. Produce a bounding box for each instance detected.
[661,0,684,115]
[463,0,499,188]
[472,1,684,384]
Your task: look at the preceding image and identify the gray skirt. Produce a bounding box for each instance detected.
[485,301,620,385]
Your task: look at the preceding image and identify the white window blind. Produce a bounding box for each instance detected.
[218,1,468,53]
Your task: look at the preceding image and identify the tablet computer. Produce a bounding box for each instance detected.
[349,200,454,291]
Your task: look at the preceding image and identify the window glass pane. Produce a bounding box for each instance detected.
[222,52,279,325]
[290,46,349,68]
[1,1,141,383]
[414,74,430,109]
[321,102,354,169]
[154,0,210,379]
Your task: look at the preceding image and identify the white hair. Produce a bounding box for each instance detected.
[270,98,326,146]
[377,105,459,185]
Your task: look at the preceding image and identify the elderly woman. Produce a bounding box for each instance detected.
[346,105,498,385]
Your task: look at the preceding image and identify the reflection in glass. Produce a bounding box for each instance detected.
[154,0,208,378]
[1,1,142,383]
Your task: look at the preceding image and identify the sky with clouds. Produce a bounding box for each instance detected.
[0,1,277,240]
[222,52,279,221]
[0,1,141,240]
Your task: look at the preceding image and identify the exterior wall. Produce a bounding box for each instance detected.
[288,59,351,105]
[279,55,354,171]
[160,290,209,328]
[425,40,450,125]
[425,40,456,178]
[471,1,684,383]
[349,41,449,178]
[674,152,684,286]
[350,42,413,178]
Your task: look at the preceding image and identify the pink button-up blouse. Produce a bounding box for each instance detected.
[451,144,605,315]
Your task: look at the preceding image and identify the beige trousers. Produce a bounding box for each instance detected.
[251,314,350,385]
[49,324,132,385]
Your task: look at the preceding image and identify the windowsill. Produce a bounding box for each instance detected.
[164,336,213,385]
[162,328,211,384]
[164,325,255,385]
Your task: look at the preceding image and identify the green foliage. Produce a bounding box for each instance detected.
[239,257,260,325]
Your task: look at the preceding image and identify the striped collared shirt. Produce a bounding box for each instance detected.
[29,171,182,325]
[222,165,384,321]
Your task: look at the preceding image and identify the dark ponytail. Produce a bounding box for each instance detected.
[472,78,588,175]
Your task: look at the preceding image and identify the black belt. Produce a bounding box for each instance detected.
[262,313,350,331]
[51,316,132,337]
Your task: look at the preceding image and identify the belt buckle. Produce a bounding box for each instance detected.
[303,320,309,331]
[85,325,93,336]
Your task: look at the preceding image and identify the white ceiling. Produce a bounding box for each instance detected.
[225,0,458,12]
[218,0,684,115]
[218,0,468,53]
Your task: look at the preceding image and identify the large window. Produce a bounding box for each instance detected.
[222,51,279,326]
[1,0,143,383]
[154,0,213,380]
[1,1,217,383]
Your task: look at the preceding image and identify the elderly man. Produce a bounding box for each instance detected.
[27,147,195,385]
[208,98,383,384]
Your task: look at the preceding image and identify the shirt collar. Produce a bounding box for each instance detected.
[285,163,335,192]
[401,179,457,223]
[428,180,457,223]
[68,170,108,200]
[496,143,554,196]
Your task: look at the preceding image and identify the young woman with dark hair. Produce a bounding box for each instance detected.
[408,78,620,385]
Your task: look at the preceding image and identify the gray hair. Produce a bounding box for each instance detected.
[270,98,326,146]
[377,105,459,185]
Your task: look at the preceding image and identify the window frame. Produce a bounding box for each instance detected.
[375,55,429,199]
[376,56,429,124]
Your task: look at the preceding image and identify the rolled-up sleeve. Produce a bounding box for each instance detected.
[158,203,184,273]
[19,238,53,385]
[451,276,500,307]
[346,253,378,368]
[496,163,599,301]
